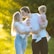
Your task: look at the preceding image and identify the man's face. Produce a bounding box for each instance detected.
[20,10,28,18]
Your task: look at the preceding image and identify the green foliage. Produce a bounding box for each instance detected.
[13,0,54,36]
[0,0,54,36]
[0,0,21,33]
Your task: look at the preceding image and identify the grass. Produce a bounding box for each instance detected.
[0,28,54,54]
[48,38,54,54]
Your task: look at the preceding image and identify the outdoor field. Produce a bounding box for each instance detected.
[0,28,54,54]
[0,0,54,54]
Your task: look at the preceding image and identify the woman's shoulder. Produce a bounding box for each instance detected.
[14,22,19,27]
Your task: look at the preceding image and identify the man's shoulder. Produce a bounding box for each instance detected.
[31,13,39,16]
[32,13,38,14]
[31,13,40,19]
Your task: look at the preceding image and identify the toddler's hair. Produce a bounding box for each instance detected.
[38,5,47,13]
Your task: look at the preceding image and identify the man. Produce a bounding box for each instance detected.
[20,6,48,54]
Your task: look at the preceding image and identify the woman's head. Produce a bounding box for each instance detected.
[20,6,31,17]
[13,11,21,22]
[38,5,47,14]
[11,11,21,36]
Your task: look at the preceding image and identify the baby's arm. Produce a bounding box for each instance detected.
[39,15,48,29]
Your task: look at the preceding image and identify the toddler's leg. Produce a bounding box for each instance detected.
[46,33,51,42]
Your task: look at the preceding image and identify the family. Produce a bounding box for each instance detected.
[11,5,51,54]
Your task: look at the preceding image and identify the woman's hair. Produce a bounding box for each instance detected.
[38,5,47,13]
[20,6,31,13]
[13,11,21,22]
[11,11,21,36]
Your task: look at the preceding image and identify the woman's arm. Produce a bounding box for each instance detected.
[15,25,30,34]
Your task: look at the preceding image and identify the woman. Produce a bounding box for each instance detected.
[11,11,30,54]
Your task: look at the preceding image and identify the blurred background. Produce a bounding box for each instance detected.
[0,0,54,54]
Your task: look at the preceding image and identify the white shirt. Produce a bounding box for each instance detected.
[23,13,40,39]
[29,13,40,39]
[30,13,40,32]
[14,22,30,38]
[21,13,48,42]
[24,13,48,42]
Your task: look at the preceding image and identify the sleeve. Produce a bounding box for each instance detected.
[39,14,48,29]
[14,22,20,33]
[14,22,28,34]
[14,22,26,38]
[14,22,19,27]
[11,22,19,36]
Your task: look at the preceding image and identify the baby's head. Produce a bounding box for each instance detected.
[38,5,47,14]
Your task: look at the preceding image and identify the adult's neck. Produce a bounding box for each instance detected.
[27,13,31,19]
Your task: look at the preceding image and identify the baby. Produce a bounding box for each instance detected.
[37,5,51,42]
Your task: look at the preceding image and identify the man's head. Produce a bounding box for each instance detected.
[20,6,31,18]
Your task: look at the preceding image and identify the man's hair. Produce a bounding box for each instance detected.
[20,6,30,13]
